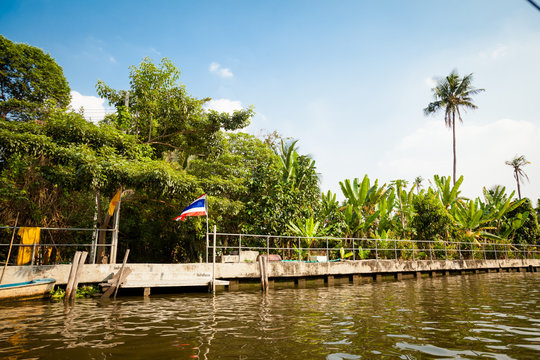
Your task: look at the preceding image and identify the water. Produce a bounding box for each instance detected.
[1,272,539,359]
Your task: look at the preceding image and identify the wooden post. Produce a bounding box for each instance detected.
[1,213,19,284]
[69,251,88,300]
[258,256,266,291]
[212,225,216,293]
[113,249,130,299]
[65,252,82,300]
[264,257,269,292]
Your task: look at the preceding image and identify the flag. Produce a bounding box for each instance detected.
[108,189,121,216]
[175,194,207,221]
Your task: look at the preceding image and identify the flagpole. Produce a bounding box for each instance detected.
[206,194,209,264]
[206,213,209,264]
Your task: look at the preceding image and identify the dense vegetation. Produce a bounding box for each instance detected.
[0,36,538,263]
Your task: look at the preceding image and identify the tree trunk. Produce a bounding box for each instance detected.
[515,170,522,199]
[452,111,457,185]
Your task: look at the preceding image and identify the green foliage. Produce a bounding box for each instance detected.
[339,175,386,237]
[411,192,453,242]
[49,285,100,300]
[0,35,70,121]
[504,198,540,245]
[96,57,253,159]
[50,286,65,300]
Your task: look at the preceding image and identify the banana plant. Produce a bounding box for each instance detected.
[287,216,328,260]
[389,179,417,238]
[433,174,465,210]
[287,216,328,246]
[453,199,501,243]
[339,175,387,237]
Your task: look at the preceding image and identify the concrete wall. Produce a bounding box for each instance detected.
[2,258,539,286]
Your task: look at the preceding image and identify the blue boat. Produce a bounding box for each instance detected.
[0,278,56,301]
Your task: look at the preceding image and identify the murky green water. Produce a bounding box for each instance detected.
[1,272,539,359]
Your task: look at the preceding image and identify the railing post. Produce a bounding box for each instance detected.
[394,239,397,260]
[444,240,447,260]
[326,238,329,261]
[412,241,415,261]
[429,241,433,261]
[375,238,378,260]
[267,236,270,258]
[31,240,37,266]
[505,243,508,259]
[298,238,301,261]
[238,235,242,263]
[352,239,355,260]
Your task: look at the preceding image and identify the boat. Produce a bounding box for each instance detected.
[0,278,56,301]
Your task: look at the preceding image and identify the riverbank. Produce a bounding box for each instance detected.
[2,258,538,295]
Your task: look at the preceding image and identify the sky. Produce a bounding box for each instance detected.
[2,0,540,202]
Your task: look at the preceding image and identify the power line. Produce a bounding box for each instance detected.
[526,0,540,12]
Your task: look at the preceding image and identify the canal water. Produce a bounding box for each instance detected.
[1,272,538,359]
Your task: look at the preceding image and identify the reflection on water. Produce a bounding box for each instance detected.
[0,272,538,359]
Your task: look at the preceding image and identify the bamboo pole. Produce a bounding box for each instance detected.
[0,213,19,284]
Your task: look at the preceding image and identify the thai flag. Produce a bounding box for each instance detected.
[174,194,207,221]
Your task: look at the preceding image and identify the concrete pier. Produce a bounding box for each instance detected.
[2,258,539,293]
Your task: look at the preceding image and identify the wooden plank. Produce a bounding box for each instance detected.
[101,268,131,298]
[113,249,130,299]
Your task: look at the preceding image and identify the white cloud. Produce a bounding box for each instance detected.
[205,98,243,114]
[69,91,109,123]
[424,77,437,88]
[491,44,507,59]
[109,56,116,63]
[209,62,234,78]
[377,118,540,200]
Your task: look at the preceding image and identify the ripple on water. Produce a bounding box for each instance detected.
[0,272,538,359]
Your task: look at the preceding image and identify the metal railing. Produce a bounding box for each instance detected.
[207,233,540,262]
[0,226,115,265]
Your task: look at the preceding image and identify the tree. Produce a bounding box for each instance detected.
[505,155,530,200]
[0,35,71,121]
[424,70,484,184]
[97,57,253,159]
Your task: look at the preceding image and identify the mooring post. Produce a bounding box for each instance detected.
[65,251,82,300]
[70,251,88,300]
[212,225,216,293]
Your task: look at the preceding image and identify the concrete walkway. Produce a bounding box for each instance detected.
[2,258,538,292]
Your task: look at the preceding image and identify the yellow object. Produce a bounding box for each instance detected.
[16,227,41,265]
[108,189,121,216]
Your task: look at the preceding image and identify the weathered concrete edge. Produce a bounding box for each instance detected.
[2,259,538,285]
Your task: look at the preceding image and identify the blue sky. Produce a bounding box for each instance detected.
[2,1,540,201]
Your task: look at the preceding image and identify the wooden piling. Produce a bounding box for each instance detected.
[65,251,82,300]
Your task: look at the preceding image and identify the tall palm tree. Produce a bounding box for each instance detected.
[505,155,530,199]
[424,70,484,184]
